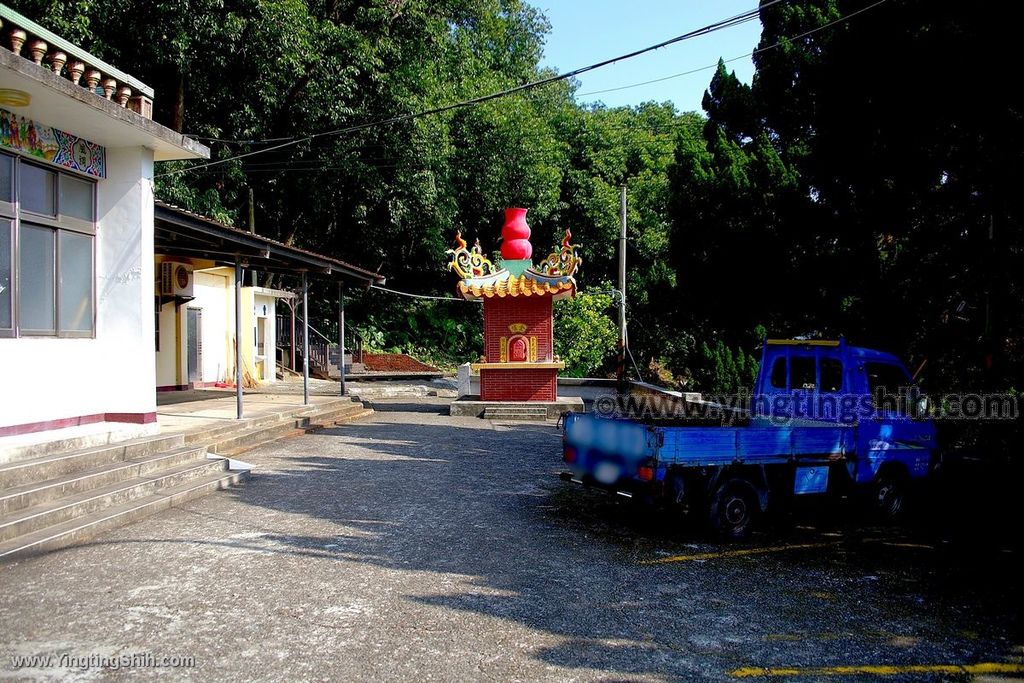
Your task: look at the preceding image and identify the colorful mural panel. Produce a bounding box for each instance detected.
[0,108,105,178]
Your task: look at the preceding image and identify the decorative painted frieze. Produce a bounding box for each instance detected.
[1,107,106,178]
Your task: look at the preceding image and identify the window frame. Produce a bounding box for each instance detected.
[0,151,98,339]
[0,218,13,337]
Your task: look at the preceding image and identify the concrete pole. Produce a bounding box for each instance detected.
[235,260,244,419]
[302,271,310,406]
[248,188,257,286]
[618,185,627,389]
[338,283,346,397]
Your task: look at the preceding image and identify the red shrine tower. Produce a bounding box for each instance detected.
[448,208,582,402]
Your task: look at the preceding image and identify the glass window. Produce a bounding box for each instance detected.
[820,358,843,392]
[20,164,57,216]
[60,174,95,222]
[0,155,12,204]
[19,224,55,331]
[770,357,787,389]
[791,356,816,390]
[59,231,93,332]
[866,363,911,411]
[0,220,11,329]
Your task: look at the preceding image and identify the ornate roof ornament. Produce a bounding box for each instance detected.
[446,212,582,301]
[534,229,581,278]
[446,230,496,279]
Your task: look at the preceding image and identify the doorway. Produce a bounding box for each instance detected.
[186,307,203,384]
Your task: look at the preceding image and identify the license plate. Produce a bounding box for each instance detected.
[794,466,829,495]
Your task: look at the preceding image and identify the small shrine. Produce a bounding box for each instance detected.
[447,208,581,405]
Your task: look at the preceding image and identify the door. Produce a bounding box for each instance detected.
[186,308,203,384]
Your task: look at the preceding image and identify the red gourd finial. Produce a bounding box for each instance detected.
[501,207,532,261]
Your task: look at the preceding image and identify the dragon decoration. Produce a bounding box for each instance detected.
[534,229,581,278]
[446,228,580,280]
[446,231,497,279]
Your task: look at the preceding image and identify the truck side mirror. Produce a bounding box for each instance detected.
[915,395,930,418]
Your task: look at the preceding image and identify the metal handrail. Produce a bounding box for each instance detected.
[293,315,332,344]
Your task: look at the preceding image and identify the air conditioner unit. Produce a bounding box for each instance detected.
[160,262,194,298]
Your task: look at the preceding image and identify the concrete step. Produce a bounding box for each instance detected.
[327,363,365,377]
[0,433,187,489]
[0,458,229,544]
[178,402,332,445]
[0,398,370,562]
[483,407,549,421]
[0,468,246,561]
[0,445,208,517]
[204,403,368,455]
[0,424,163,465]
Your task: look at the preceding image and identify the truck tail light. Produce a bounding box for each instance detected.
[637,464,655,481]
[563,446,577,464]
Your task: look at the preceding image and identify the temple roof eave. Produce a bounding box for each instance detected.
[455,270,577,301]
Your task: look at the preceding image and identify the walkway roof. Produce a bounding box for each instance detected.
[154,200,385,286]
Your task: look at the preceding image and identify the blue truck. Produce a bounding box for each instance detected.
[559,339,937,538]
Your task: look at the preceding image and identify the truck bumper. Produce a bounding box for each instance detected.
[558,471,653,500]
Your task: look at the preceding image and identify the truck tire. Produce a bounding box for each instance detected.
[709,478,759,540]
[872,470,907,521]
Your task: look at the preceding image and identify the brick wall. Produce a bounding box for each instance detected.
[480,295,557,401]
[483,297,552,362]
[480,368,557,401]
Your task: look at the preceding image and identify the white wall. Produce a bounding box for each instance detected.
[0,146,155,428]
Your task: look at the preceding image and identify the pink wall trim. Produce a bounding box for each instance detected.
[0,412,158,437]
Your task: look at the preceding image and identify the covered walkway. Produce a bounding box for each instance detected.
[154,201,386,419]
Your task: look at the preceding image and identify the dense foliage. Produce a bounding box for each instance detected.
[14,0,1023,422]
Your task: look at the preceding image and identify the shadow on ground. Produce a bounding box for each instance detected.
[204,409,1023,681]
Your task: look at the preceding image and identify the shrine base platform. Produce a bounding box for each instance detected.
[448,396,584,420]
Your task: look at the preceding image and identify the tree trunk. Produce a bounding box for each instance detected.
[171,72,186,132]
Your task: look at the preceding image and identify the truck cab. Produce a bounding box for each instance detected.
[754,339,936,489]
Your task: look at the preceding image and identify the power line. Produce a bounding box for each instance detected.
[370,284,478,302]
[577,0,889,98]
[155,0,784,178]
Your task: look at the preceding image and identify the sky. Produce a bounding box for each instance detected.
[537,0,764,113]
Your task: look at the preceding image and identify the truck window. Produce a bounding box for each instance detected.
[866,363,911,411]
[820,358,843,392]
[791,356,816,390]
[770,357,786,388]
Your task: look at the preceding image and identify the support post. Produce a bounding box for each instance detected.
[235,260,244,419]
[338,284,346,397]
[617,185,628,390]
[302,271,310,406]
[289,299,296,373]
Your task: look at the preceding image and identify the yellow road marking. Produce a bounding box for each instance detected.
[880,541,934,550]
[641,542,839,565]
[730,662,1024,678]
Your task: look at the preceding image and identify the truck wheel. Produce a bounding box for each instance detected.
[709,479,759,540]
[872,472,906,521]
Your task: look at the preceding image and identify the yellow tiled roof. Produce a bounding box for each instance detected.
[456,273,576,300]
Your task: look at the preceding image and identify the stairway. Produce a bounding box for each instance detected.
[327,349,365,377]
[0,398,372,561]
[482,405,549,421]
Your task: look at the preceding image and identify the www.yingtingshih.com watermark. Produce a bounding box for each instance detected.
[593,389,1020,425]
[10,651,197,671]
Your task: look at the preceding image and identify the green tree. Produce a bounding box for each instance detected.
[554,289,618,377]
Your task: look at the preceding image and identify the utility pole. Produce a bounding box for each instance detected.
[338,283,346,398]
[248,188,257,286]
[617,185,628,390]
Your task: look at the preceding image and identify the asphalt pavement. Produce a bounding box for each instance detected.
[1,398,1020,682]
